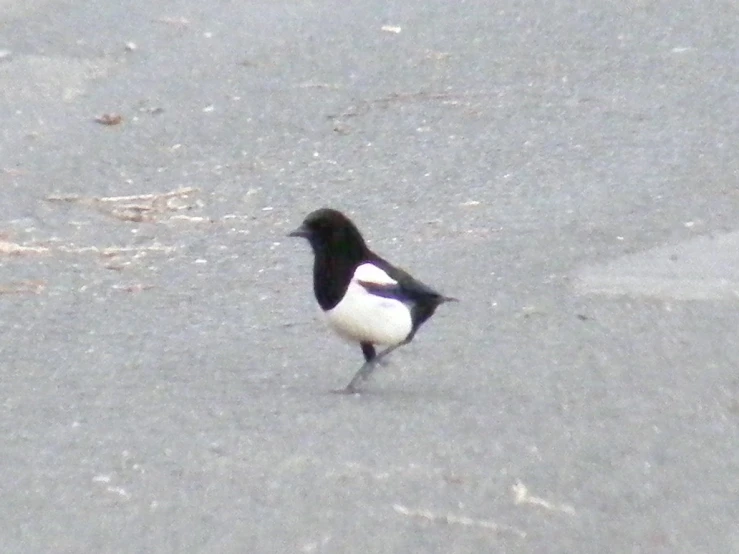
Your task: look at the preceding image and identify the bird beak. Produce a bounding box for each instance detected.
[288,224,309,238]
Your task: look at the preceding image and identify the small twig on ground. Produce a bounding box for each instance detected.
[45,187,200,223]
[0,280,45,294]
[46,186,197,204]
[56,244,176,255]
[1,168,28,176]
[393,504,526,538]
[512,481,576,515]
[94,187,197,203]
[111,283,156,293]
[94,113,123,126]
[0,241,49,255]
[168,214,211,223]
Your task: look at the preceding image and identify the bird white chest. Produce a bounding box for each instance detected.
[324,265,413,346]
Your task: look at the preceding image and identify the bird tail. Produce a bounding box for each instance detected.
[439,295,458,304]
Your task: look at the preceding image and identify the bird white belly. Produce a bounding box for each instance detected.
[325,281,412,345]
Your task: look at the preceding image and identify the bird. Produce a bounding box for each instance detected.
[288,208,457,393]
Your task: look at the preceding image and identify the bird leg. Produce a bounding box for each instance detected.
[360,342,375,362]
[339,339,411,394]
[360,341,390,368]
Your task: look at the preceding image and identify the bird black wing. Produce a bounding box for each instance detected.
[356,280,408,300]
[360,253,456,337]
[365,255,456,303]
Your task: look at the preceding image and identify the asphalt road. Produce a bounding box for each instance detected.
[1,0,738,552]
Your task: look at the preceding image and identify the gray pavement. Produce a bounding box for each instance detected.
[1,0,738,552]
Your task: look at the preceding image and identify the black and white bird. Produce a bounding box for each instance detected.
[288,208,456,393]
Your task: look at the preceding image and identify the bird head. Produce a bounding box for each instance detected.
[288,208,368,256]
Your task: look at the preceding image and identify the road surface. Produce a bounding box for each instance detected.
[1,0,738,552]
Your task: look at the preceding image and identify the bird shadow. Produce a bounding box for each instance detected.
[319,383,463,403]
